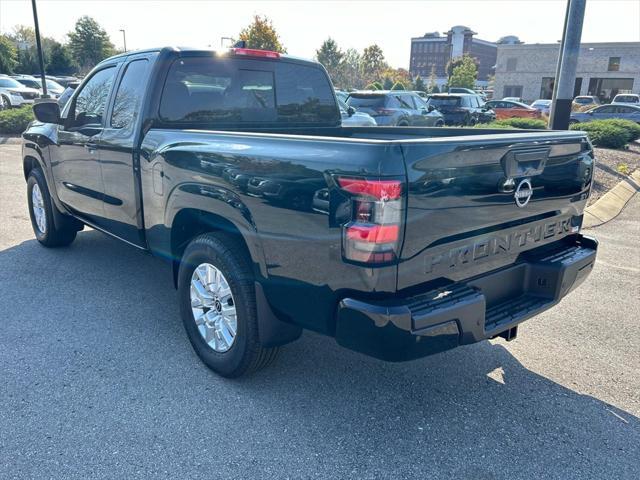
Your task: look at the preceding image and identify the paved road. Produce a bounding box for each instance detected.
[1,143,639,479]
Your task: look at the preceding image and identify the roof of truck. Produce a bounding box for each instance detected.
[99,47,318,67]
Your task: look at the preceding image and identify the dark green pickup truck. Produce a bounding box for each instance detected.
[23,47,597,377]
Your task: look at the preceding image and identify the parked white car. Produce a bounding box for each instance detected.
[612,93,640,105]
[0,76,40,109]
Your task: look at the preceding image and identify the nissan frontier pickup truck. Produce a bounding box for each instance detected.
[23,47,598,377]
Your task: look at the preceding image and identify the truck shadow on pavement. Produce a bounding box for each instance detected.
[1,229,638,478]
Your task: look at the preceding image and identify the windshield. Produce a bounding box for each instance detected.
[574,97,594,104]
[347,95,385,108]
[16,78,41,89]
[0,78,23,88]
[46,79,63,90]
[427,97,461,107]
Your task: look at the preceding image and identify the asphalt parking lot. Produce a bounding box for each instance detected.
[1,142,639,479]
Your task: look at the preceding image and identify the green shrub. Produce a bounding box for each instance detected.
[570,120,631,149]
[602,119,640,141]
[473,122,516,129]
[494,117,548,130]
[0,106,34,134]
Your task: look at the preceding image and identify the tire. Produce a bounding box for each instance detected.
[435,120,445,127]
[569,120,579,126]
[27,168,78,247]
[397,120,409,127]
[178,233,279,378]
[0,95,10,111]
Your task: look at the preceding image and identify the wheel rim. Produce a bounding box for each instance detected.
[190,263,237,353]
[31,183,47,234]
[0,96,7,110]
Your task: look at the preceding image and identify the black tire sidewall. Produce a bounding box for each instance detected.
[178,237,255,377]
[27,169,54,244]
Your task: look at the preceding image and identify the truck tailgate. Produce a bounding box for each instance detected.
[396,131,593,290]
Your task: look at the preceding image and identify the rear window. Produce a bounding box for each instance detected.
[615,95,639,103]
[159,56,338,127]
[347,95,386,109]
[428,96,461,107]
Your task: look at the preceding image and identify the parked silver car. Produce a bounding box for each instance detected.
[11,75,65,99]
[0,75,40,109]
[570,104,640,124]
[338,99,377,126]
[531,99,552,116]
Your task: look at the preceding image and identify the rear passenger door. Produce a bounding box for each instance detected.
[97,54,154,246]
[396,94,418,125]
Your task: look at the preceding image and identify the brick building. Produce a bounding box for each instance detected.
[409,26,499,87]
[494,42,640,103]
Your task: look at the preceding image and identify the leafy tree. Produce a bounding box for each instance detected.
[427,65,438,93]
[47,42,76,75]
[391,81,405,91]
[316,37,343,83]
[448,55,478,89]
[336,48,363,90]
[68,16,115,72]
[0,35,18,74]
[413,75,425,92]
[238,15,286,53]
[361,44,387,82]
[382,76,393,90]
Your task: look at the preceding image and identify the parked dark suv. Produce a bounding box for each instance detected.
[347,90,444,126]
[426,93,495,126]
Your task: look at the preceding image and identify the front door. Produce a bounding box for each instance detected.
[52,65,119,223]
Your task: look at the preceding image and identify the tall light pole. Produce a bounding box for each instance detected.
[30,0,49,98]
[549,0,587,130]
[119,29,127,52]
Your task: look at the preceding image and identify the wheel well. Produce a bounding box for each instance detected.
[23,156,40,180]
[170,209,253,287]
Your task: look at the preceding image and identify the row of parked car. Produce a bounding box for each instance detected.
[0,74,80,110]
[337,89,499,127]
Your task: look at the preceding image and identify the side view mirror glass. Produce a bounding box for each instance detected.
[32,100,61,124]
[427,105,435,112]
[347,106,356,117]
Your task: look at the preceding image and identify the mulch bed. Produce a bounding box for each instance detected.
[590,141,640,205]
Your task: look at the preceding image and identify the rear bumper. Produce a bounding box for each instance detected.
[335,234,597,361]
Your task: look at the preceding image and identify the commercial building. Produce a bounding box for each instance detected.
[494,42,640,103]
[409,26,500,87]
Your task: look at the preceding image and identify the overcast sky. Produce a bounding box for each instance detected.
[1,0,639,68]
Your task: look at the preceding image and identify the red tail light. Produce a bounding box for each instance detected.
[374,108,395,116]
[231,48,280,59]
[337,177,404,265]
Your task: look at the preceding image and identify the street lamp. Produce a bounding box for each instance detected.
[119,29,127,52]
[30,0,49,98]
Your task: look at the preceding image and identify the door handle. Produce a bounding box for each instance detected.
[85,143,98,153]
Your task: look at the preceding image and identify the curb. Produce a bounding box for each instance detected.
[583,170,640,228]
[0,136,22,145]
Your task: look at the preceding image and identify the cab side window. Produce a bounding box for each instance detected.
[111,60,149,129]
[70,66,116,127]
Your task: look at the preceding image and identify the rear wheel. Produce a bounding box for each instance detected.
[569,119,579,126]
[178,233,279,377]
[27,168,78,247]
[0,95,10,111]
[435,120,445,127]
[397,120,409,127]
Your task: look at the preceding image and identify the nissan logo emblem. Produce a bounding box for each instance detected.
[514,179,533,207]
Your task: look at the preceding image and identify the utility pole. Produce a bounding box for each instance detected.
[31,0,49,98]
[549,0,587,130]
[119,29,127,52]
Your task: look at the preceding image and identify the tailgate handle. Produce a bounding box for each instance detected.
[501,147,550,178]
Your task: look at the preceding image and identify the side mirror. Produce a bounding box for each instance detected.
[427,105,435,112]
[346,106,356,117]
[32,100,61,124]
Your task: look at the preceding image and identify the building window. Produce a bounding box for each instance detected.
[506,58,517,72]
[587,77,634,103]
[608,57,620,71]
[503,85,523,99]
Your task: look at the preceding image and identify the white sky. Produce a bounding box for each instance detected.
[1,0,639,68]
